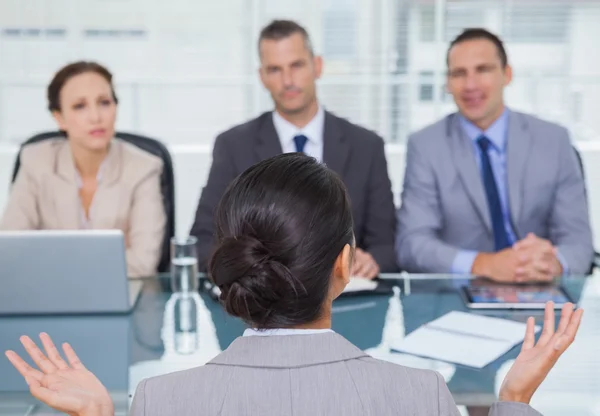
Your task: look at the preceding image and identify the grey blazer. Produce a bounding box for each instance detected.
[129,332,541,416]
[189,111,398,272]
[396,111,594,274]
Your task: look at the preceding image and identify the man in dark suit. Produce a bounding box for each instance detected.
[190,20,397,277]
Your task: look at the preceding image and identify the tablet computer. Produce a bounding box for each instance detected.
[460,282,574,309]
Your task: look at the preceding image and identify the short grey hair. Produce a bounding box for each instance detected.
[258,19,314,57]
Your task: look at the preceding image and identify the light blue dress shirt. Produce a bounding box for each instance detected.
[450,109,568,274]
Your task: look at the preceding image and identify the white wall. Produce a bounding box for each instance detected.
[405,3,600,142]
[1,1,599,145]
[0,0,397,145]
[568,5,600,138]
[1,144,600,250]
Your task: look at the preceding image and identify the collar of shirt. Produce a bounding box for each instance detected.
[74,150,111,228]
[459,108,509,153]
[74,153,110,189]
[272,104,325,150]
[243,328,334,337]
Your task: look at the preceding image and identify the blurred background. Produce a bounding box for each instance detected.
[1,0,599,239]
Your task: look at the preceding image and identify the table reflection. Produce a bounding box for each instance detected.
[1,274,598,415]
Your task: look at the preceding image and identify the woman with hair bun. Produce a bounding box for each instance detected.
[6,153,583,415]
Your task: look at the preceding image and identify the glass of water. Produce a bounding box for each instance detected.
[162,292,200,355]
[170,236,199,293]
[174,292,199,354]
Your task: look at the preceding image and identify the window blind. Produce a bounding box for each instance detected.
[0,0,599,144]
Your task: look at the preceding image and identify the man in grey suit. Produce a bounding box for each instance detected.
[397,28,594,281]
[190,20,397,277]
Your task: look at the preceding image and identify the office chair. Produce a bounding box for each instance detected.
[572,146,599,273]
[10,131,176,273]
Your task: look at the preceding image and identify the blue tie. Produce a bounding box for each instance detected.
[477,136,511,251]
[293,134,308,153]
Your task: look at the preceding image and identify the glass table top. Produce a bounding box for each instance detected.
[1,273,599,415]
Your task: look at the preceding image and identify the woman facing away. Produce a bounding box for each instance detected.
[6,154,582,415]
[0,61,165,278]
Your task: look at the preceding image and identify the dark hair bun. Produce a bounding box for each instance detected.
[209,235,302,327]
[208,153,354,329]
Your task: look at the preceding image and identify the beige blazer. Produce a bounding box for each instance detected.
[0,138,166,277]
[130,332,542,416]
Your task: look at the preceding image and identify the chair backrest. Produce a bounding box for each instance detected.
[573,146,586,196]
[572,146,596,274]
[11,131,175,273]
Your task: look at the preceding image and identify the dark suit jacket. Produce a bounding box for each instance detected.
[190,111,398,272]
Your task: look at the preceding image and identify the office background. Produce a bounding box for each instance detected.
[1,0,600,247]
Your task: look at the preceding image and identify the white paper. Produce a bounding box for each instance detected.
[427,311,540,344]
[343,277,378,293]
[391,311,541,369]
[393,326,514,368]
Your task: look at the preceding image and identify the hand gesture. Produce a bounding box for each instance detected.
[499,302,583,404]
[5,333,114,416]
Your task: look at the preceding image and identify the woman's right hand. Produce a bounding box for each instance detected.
[5,333,114,416]
[499,301,583,404]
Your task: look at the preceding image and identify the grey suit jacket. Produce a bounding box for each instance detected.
[190,111,398,272]
[129,332,541,415]
[396,111,594,274]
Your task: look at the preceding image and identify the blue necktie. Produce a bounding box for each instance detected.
[477,136,511,251]
[293,134,308,153]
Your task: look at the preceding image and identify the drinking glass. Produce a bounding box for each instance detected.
[170,236,199,293]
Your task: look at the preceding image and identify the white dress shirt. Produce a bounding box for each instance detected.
[74,156,109,229]
[272,105,325,162]
[243,328,334,337]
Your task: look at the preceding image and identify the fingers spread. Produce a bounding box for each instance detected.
[537,302,556,347]
[19,336,58,374]
[521,317,536,351]
[39,333,68,370]
[62,343,86,370]
[554,307,583,351]
[5,351,44,382]
[555,302,574,334]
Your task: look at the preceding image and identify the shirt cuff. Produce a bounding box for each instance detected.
[555,249,569,276]
[451,250,479,274]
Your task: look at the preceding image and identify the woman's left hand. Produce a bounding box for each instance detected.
[5,333,114,416]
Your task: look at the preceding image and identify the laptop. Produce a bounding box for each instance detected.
[0,229,142,315]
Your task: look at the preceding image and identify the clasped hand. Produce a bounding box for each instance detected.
[476,233,562,283]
